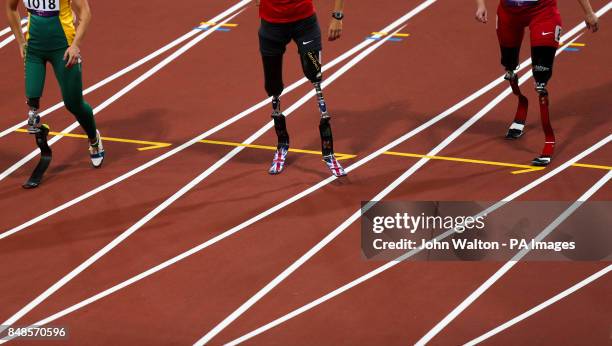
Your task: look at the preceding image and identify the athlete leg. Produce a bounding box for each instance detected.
[295,16,346,177]
[22,47,52,188]
[49,48,97,141]
[529,10,561,166]
[262,54,289,148]
[263,55,290,174]
[497,5,528,139]
[530,45,557,166]
[260,20,291,174]
[300,50,346,177]
[24,46,46,133]
[300,50,333,152]
[50,48,105,167]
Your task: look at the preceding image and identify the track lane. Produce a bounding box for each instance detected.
[0,0,609,344]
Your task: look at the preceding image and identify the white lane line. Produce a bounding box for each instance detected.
[0,0,439,241]
[0,1,250,140]
[197,27,590,345]
[0,5,249,336]
[0,24,27,50]
[465,265,612,346]
[0,18,27,37]
[227,134,611,346]
[417,170,612,345]
[0,3,250,183]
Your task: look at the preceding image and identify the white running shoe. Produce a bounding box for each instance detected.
[89,130,105,168]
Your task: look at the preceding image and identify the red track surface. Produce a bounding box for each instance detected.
[0,0,610,345]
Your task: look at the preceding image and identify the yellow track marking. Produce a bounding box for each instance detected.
[560,42,586,47]
[572,163,612,171]
[200,139,356,160]
[200,21,239,27]
[14,129,172,151]
[14,130,609,173]
[371,32,410,37]
[510,167,546,174]
[384,151,542,173]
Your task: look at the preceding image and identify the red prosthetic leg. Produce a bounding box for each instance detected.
[532,86,555,166]
[505,71,529,139]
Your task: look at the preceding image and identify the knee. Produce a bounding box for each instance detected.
[301,50,322,83]
[64,99,87,116]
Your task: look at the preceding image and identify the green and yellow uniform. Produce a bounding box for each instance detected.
[23,0,96,139]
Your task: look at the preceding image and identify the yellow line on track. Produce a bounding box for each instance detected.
[200,139,356,160]
[384,151,544,174]
[560,42,586,47]
[572,163,612,171]
[510,167,547,174]
[200,21,239,27]
[14,129,172,151]
[14,129,610,173]
[371,32,410,37]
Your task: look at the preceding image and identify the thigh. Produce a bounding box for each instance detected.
[259,19,291,56]
[529,6,562,47]
[496,5,526,48]
[292,15,322,54]
[48,48,85,102]
[24,46,47,99]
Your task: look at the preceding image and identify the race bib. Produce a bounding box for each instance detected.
[23,0,61,12]
[504,0,539,6]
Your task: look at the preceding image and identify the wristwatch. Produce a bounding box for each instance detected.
[332,11,344,20]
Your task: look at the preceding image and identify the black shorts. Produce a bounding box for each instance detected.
[258,14,322,56]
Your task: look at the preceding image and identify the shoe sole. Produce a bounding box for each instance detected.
[531,157,551,167]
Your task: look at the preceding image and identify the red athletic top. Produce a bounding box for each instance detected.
[259,0,315,23]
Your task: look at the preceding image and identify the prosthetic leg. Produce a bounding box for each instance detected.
[263,55,290,174]
[531,46,557,166]
[505,70,529,139]
[501,47,529,139]
[23,98,52,189]
[301,51,346,177]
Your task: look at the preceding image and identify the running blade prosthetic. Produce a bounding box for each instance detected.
[505,122,525,140]
[532,155,552,167]
[504,71,528,140]
[269,145,289,175]
[323,154,347,177]
[23,124,52,189]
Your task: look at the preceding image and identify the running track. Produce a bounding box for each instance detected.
[0,0,610,344]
